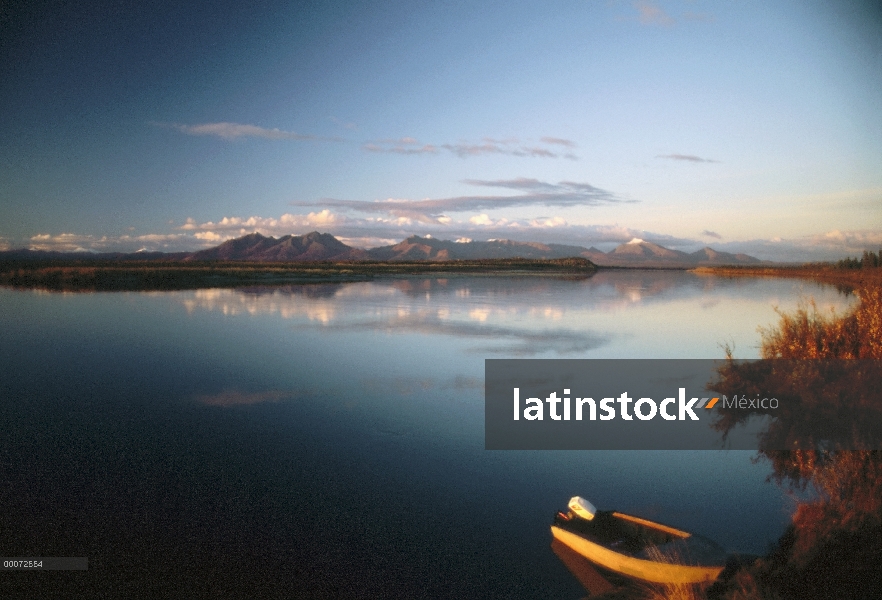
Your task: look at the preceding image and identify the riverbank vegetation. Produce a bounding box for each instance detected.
[0,257,595,291]
[700,270,882,599]
[693,251,882,292]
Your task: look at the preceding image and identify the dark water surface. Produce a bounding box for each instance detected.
[0,272,854,598]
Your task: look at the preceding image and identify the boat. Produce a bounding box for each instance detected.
[551,496,727,585]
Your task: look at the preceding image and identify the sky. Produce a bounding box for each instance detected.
[1,0,880,261]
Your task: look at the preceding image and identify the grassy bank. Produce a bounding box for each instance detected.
[693,263,882,291]
[681,266,881,600]
[0,257,596,291]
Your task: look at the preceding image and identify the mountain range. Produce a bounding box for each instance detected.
[188,232,762,267]
[3,232,764,267]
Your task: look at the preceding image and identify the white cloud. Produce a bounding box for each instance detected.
[29,233,102,252]
[292,179,628,225]
[161,122,337,142]
[656,153,719,163]
[363,136,579,159]
[363,142,438,155]
[336,235,399,248]
[529,217,567,228]
[540,137,577,148]
[469,214,494,226]
[187,210,344,233]
[26,231,190,253]
[194,231,225,242]
[634,0,674,26]
[815,229,882,249]
[713,229,882,262]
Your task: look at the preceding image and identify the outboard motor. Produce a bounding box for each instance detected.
[568,496,597,521]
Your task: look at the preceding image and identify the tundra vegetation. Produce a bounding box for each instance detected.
[0,257,596,291]
[654,256,882,600]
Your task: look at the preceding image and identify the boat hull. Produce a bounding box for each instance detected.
[551,525,724,585]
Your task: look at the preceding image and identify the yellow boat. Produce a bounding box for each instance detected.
[551,496,726,585]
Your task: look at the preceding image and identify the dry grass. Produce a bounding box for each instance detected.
[758,286,882,360]
[643,582,705,600]
[672,278,882,599]
[637,546,709,600]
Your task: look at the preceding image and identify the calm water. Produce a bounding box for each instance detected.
[0,271,854,598]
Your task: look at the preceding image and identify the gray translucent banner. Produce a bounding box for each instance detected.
[485,359,882,450]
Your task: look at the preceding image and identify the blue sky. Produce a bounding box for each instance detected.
[1,0,880,260]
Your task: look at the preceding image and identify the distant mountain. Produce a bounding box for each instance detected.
[594,239,761,267]
[688,247,761,265]
[0,232,764,267]
[365,235,761,266]
[608,238,689,261]
[185,232,368,262]
[365,235,595,261]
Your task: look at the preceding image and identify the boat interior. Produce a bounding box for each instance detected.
[553,509,687,556]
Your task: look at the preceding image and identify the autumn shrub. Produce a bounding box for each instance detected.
[707,282,882,600]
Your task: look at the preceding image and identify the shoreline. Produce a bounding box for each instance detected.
[0,257,597,291]
[692,265,882,290]
[4,257,879,293]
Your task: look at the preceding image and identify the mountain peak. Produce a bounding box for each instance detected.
[187,231,366,261]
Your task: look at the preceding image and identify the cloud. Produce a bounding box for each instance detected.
[193,231,224,242]
[656,153,719,163]
[463,177,560,191]
[540,137,577,148]
[293,312,609,356]
[176,210,352,244]
[161,122,337,141]
[178,204,688,252]
[292,179,629,222]
[713,230,882,262]
[529,216,567,228]
[469,214,494,226]
[29,232,103,252]
[182,210,343,233]
[815,229,882,249]
[27,232,190,253]
[363,142,439,155]
[441,142,555,158]
[23,217,880,263]
[634,0,675,26]
[363,136,577,159]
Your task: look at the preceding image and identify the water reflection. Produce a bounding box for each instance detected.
[0,272,860,598]
[173,272,855,360]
